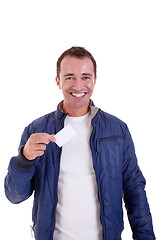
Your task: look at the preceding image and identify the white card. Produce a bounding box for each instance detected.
[54,125,77,147]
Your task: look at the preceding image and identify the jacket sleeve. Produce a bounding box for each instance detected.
[4,125,36,204]
[122,125,155,240]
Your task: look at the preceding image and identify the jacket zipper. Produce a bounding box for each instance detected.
[89,109,106,239]
[97,136,124,141]
[50,114,68,239]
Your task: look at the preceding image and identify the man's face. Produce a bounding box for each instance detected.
[56,56,96,113]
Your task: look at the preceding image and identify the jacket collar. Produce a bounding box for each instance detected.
[56,99,99,120]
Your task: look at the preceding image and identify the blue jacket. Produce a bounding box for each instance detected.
[4,101,155,240]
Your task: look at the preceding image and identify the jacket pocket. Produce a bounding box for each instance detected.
[96,136,124,152]
[96,135,124,174]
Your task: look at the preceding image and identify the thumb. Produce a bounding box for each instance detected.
[49,134,56,142]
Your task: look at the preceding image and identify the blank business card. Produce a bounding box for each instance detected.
[54,125,77,147]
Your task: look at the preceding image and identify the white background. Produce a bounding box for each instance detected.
[0,0,160,239]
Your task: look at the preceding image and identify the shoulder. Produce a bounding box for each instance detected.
[26,110,57,134]
[98,109,125,123]
[19,110,58,148]
[95,109,127,136]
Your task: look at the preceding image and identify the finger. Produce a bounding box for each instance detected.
[39,134,56,144]
[35,144,46,151]
[49,134,56,142]
[36,150,45,157]
[32,133,52,145]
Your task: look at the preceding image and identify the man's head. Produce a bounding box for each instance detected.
[55,47,97,116]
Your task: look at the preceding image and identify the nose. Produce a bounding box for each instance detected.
[72,78,84,91]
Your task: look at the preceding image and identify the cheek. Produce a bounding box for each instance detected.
[62,82,72,92]
[86,81,95,90]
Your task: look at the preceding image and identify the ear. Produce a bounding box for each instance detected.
[94,76,97,86]
[55,77,62,89]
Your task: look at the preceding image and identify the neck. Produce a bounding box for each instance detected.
[62,101,90,117]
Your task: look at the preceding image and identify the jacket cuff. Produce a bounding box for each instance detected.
[16,146,36,169]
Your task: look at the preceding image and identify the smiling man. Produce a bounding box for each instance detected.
[5,47,155,240]
[56,54,96,116]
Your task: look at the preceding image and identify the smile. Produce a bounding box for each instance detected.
[71,93,86,98]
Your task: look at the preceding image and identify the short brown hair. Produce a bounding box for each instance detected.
[56,46,97,79]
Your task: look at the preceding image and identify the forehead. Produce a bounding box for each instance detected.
[60,56,94,74]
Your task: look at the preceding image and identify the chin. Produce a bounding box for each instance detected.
[72,98,90,107]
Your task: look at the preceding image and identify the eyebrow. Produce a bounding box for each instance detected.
[63,73,93,77]
[64,73,74,77]
[82,73,93,77]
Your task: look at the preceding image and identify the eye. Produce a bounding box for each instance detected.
[83,76,90,80]
[65,77,73,80]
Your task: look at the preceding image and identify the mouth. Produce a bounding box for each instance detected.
[70,92,87,98]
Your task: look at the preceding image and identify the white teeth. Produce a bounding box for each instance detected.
[71,93,85,97]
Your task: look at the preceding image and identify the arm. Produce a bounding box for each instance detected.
[4,126,36,204]
[4,126,56,204]
[122,126,155,240]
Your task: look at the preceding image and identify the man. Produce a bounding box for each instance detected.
[4,47,155,240]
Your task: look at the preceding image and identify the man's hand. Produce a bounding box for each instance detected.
[23,133,56,160]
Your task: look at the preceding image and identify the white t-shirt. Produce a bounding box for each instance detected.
[53,112,103,240]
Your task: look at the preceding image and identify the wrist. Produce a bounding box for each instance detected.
[22,146,35,161]
[14,146,36,170]
[20,146,29,161]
